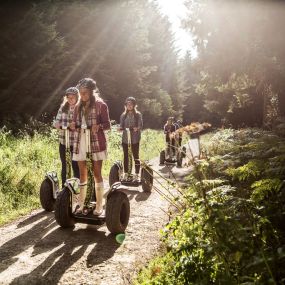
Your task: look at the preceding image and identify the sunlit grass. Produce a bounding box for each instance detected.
[0,127,165,226]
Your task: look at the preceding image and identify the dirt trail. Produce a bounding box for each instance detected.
[0,154,194,285]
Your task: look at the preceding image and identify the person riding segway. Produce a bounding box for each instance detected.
[120,97,142,181]
[55,78,130,234]
[39,87,80,212]
[174,119,183,147]
[108,97,153,192]
[160,117,186,167]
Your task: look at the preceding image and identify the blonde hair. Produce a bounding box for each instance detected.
[123,104,139,115]
[61,93,79,113]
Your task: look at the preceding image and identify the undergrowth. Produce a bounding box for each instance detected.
[0,125,164,226]
[135,128,285,285]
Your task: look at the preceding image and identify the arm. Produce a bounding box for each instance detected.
[69,106,78,130]
[134,112,143,132]
[119,113,124,131]
[164,124,169,134]
[53,107,63,129]
[99,102,111,131]
[138,113,143,130]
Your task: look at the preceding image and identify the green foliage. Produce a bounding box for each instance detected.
[226,160,263,182]
[0,0,182,128]
[183,0,285,127]
[136,128,285,284]
[251,179,284,204]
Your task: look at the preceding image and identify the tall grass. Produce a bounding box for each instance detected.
[0,126,165,226]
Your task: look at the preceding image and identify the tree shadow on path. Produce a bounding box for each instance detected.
[10,227,120,285]
[0,211,56,273]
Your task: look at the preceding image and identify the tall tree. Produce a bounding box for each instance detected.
[183,0,285,127]
[0,0,183,129]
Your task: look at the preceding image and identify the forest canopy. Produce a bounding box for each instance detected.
[0,0,284,130]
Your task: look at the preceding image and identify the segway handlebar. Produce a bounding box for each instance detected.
[59,125,72,130]
[67,124,92,130]
[118,127,136,131]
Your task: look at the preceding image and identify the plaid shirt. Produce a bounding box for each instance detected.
[73,99,111,154]
[54,106,76,146]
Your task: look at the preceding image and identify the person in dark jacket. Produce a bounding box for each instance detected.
[164,117,176,158]
[174,119,183,147]
[119,97,143,181]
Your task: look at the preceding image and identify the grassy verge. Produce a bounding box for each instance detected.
[135,128,285,285]
[0,127,165,226]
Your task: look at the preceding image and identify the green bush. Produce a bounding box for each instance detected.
[136,128,285,285]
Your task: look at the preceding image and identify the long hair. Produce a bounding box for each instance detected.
[77,88,103,116]
[60,95,79,113]
[123,104,139,116]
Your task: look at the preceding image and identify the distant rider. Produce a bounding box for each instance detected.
[119,97,143,181]
[163,117,176,158]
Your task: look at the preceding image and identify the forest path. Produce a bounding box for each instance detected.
[0,145,196,285]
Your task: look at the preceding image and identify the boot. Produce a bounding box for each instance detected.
[93,182,104,216]
[76,181,87,213]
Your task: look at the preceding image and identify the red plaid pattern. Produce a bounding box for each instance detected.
[54,107,76,146]
[73,100,110,154]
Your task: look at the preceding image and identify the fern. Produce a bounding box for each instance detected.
[226,160,263,181]
[251,179,284,203]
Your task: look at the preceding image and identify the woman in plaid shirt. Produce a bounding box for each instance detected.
[71,78,111,216]
[54,87,80,187]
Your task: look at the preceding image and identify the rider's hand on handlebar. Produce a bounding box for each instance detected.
[54,122,61,129]
[133,127,139,132]
[69,122,75,130]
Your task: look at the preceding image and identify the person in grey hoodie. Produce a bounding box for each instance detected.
[119,97,143,181]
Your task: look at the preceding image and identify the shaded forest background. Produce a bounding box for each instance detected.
[0,0,284,130]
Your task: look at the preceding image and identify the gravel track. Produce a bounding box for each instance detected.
[0,154,193,285]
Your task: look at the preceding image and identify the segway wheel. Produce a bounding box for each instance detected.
[159,150,165,165]
[109,164,120,187]
[106,191,130,234]
[182,146,187,158]
[177,152,183,168]
[55,187,74,228]
[141,166,153,193]
[40,178,55,212]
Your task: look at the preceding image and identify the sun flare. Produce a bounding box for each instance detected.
[155,0,196,56]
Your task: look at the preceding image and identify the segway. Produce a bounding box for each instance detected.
[109,128,153,193]
[55,126,130,234]
[39,125,73,212]
[159,132,186,167]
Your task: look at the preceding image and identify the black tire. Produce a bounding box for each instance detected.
[40,178,55,212]
[159,150,165,165]
[109,164,120,187]
[177,152,183,168]
[106,191,130,234]
[182,146,187,158]
[141,166,153,193]
[55,187,74,228]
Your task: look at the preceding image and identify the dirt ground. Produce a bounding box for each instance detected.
[0,154,194,285]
